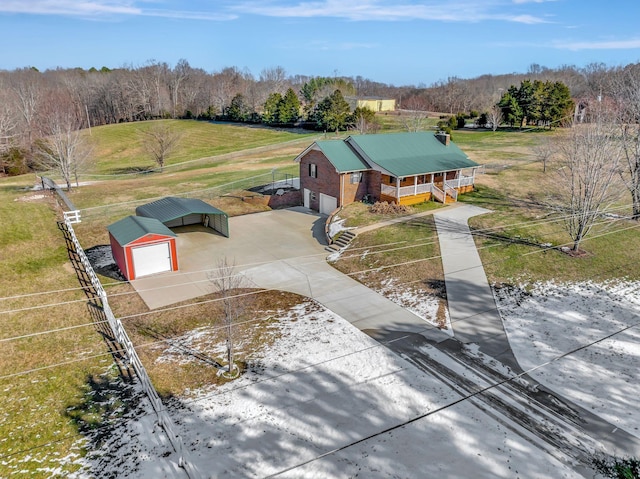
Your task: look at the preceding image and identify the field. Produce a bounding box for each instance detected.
[0,120,318,478]
[2,118,639,477]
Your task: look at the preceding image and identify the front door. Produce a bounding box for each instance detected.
[303,188,311,208]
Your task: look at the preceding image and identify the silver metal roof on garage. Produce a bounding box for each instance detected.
[135,196,229,237]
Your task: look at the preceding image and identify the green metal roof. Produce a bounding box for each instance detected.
[135,197,228,223]
[315,140,370,172]
[107,215,176,246]
[346,132,478,177]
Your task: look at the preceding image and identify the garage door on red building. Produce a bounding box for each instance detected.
[107,215,178,281]
[131,242,172,278]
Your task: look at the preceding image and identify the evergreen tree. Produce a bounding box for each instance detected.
[278,88,301,125]
[498,80,573,129]
[262,92,282,125]
[498,89,524,127]
[349,106,378,133]
[315,90,351,132]
[226,94,249,122]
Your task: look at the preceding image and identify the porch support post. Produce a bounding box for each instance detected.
[414,175,418,195]
[396,176,401,203]
[458,170,462,188]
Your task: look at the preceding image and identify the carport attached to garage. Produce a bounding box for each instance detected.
[107,215,178,281]
[135,196,229,237]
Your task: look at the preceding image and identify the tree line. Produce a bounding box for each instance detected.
[1,60,639,187]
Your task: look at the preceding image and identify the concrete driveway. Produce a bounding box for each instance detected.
[132,206,449,343]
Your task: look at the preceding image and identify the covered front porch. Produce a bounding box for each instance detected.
[379,168,477,205]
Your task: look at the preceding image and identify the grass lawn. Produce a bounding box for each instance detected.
[334,127,640,296]
[331,213,448,326]
[0,185,114,478]
[4,119,639,477]
[106,282,307,397]
[0,121,318,477]
[88,120,316,175]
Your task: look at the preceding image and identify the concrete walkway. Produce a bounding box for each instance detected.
[434,204,519,369]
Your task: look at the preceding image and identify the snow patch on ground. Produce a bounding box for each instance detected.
[74,299,583,478]
[495,280,640,439]
[14,193,47,202]
[327,216,354,239]
[375,278,452,334]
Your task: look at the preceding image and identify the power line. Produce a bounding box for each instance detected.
[0,201,632,310]
[265,315,640,477]
[2,208,638,343]
[4,216,640,379]
[4,294,638,471]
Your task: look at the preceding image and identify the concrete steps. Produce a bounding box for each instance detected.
[327,230,356,252]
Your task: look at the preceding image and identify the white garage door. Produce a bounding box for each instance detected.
[132,242,172,278]
[319,193,337,215]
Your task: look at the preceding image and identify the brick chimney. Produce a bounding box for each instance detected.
[435,131,450,146]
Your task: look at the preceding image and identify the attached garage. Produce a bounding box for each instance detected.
[319,193,337,215]
[107,215,178,281]
[136,196,229,237]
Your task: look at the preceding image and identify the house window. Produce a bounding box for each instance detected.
[388,176,396,184]
[309,163,317,178]
[350,172,362,184]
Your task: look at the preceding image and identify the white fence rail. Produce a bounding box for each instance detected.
[45,174,198,479]
[64,218,199,478]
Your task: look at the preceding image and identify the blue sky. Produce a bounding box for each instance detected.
[1,0,639,85]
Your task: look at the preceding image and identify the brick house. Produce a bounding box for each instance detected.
[295,131,480,214]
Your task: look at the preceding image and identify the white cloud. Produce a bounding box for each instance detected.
[0,1,236,20]
[0,0,140,16]
[505,13,550,24]
[554,38,640,51]
[231,0,549,24]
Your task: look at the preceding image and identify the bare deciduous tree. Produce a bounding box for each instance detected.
[140,122,182,171]
[401,95,429,132]
[488,105,503,131]
[11,68,43,148]
[611,64,640,219]
[554,119,622,252]
[620,123,640,220]
[0,90,18,152]
[35,107,92,191]
[533,136,555,173]
[208,258,246,377]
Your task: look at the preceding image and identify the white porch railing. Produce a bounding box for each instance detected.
[380,174,474,200]
[381,182,433,198]
[431,184,445,203]
[444,181,458,201]
[456,175,475,187]
[381,183,396,196]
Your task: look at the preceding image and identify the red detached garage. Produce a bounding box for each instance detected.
[107,215,178,281]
